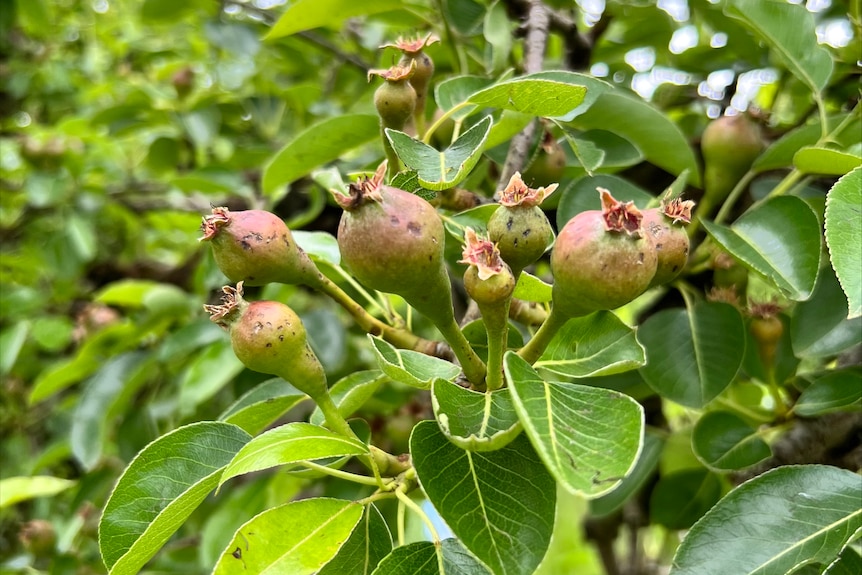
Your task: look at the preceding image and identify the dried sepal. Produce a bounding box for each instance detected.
[333,161,387,210]
[599,187,643,236]
[367,60,416,83]
[459,227,505,281]
[661,196,695,225]
[748,300,783,319]
[203,282,246,327]
[199,206,231,241]
[381,33,440,55]
[498,172,559,207]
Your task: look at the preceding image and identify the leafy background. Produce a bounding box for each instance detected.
[1,0,860,573]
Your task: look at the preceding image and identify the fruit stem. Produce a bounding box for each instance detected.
[382,128,401,179]
[435,318,488,389]
[299,460,392,487]
[310,272,439,356]
[316,391,362,441]
[422,101,471,144]
[517,305,571,364]
[479,299,511,391]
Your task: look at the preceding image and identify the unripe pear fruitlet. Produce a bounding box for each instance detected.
[382,34,439,132]
[642,195,695,287]
[200,207,321,288]
[701,114,763,214]
[369,62,417,131]
[487,172,558,277]
[551,188,658,318]
[204,283,327,399]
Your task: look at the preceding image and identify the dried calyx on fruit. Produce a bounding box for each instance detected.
[487,171,558,278]
[369,62,417,174]
[200,207,322,288]
[642,194,695,288]
[519,188,658,364]
[382,33,439,133]
[204,283,327,400]
[460,228,515,391]
[334,161,486,387]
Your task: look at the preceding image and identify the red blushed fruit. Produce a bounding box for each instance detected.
[551,189,658,318]
[205,284,327,398]
[335,165,453,323]
[641,198,694,287]
[200,207,320,287]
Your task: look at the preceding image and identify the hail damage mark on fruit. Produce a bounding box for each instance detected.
[407,222,422,236]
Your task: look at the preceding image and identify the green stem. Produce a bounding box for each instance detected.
[397,498,406,546]
[765,169,803,199]
[394,489,441,544]
[382,127,401,179]
[479,299,511,391]
[300,460,391,487]
[435,318,487,388]
[311,273,439,355]
[422,102,471,144]
[517,306,571,364]
[316,392,360,441]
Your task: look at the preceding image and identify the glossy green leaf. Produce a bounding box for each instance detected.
[434,75,494,120]
[177,339,244,415]
[468,78,586,118]
[310,370,387,426]
[650,468,722,530]
[725,0,833,94]
[670,465,862,575]
[791,266,862,357]
[824,547,862,575]
[0,321,29,375]
[505,354,644,498]
[794,146,861,176]
[566,129,643,170]
[371,539,492,575]
[431,378,521,452]
[99,422,251,575]
[484,1,512,74]
[563,136,603,175]
[590,432,663,517]
[569,90,701,187]
[825,166,862,318]
[219,378,309,435]
[794,368,862,417]
[369,336,461,389]
[703,196,821,301]
[556,174,653,228]
[293,230,342,266]
[512,272,552,303]
[219,422,368,488]
[386,115,492,191]
[411,420,556,575]
[0,476,75,509]
[535,311,646,378]
[71,351,150,470]
[639,302,746,408]
[526,71,610,121]
[691,411,771,471]
[262,115,379,196]
[317,504,392,575]
[212,498,364,575]
[266,0,403,38]
[753,114,861,173]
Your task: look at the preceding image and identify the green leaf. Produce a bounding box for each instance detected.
[791,266,862,357]
[590,432,663,517]
[753,114,861,173]
[512,272,552,303]
[650,468,722,530]
[794,146,861,176]
[691,411,771,471]
[262,115,379,196]
[219,378,309,435]
[431,379,521,452]
[99,422,252,575]
[725,0,833,94]
[293,230,342,266]
[0,476,75,509]
[318,504,392,575]
[556,174,653,228]
[177,339,244,416]
[534,311,646,378]
[411,420,556,575]
[825,166,862,318]
[369,336,461,389]
[371,539,492,575]
[219,422,368,488]
[794,368,862,417]
[703,196,821,301]
[434,75,494,120]
[386,116,492,191]
[824,547,862,575]
[71,351,150,470]
[669,465,862,575]
[505,353,644,498]
[468,78,586,118]
[0,321,29,375]
[526,71,610,121]
[568,90,701,187]
[310,370,388,426]
[266,0,403,38]
[639,302,747,408]
[212,498,364,574]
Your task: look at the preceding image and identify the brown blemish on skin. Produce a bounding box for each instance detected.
[407,222,422,236]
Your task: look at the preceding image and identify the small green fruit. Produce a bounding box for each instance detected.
[369,62,417,131]
[701,114,763,213]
